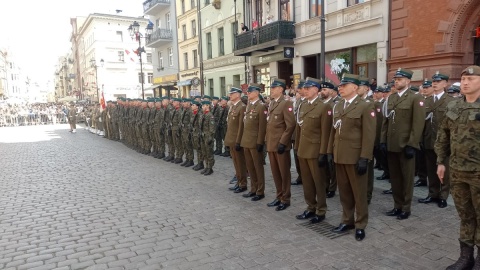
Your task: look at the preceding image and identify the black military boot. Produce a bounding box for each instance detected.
[180,160,188,166]
[446,241,474,270]
[157,153,165,159]
[193,162,204,171]
[184,160,194,167]
[200,167,209,174]
[471,246,480,270]
[213,149,221,155]
[204,168,214,175]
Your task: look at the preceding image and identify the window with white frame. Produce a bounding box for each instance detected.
[146,53,152,63]
[118,51,124,62]
[166,13,171,30]
[184,52,188,70]
[148,73,153,83]
[192,20,196,37]
[168,47,173,66]
[347,0,365,6]
[193,49,198,68]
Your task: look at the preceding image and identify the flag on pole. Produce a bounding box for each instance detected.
[100,91,106,110]
[125,49,136,62]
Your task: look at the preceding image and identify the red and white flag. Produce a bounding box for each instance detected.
[125,49,136,63]
[100,91,106,110]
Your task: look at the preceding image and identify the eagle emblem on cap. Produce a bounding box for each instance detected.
[424,78,428,81]
[435,71,439,75]
[397,68,401,72]
[469,68,474,74]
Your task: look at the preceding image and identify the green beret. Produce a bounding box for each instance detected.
[270,79,286,89]
[393,68,413,79]
[172,98,182,102]
[221,96,229,101]
[191,101,201,106]
[162,96,169,100]
[339,74,360,86]
[194,95,201,99]
[212,96,219,100]
[203,95,211,100]
[410,85,420,92]
[432,71,449,81]
[201,100,211,105]
[183,98,192,103]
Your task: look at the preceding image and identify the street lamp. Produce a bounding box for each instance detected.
[90,58,104,103]
[128,20,153,100]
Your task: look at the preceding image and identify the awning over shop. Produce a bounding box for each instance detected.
[144,84,161,90]
[177,80,192,86]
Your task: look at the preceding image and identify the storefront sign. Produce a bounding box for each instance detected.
[153,74,178,84]
[203,55,245,70]
[251,52,286,66]
[180,70,199,78]
[177,80,192,86]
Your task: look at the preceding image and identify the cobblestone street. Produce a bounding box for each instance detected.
[0,124,459,270]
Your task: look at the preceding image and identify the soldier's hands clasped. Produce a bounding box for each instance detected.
[356,158,368,175]
[277,144,286,154]
[404,145,415,159]
[235,143,242,151]
[317,154,328,168]
[256,144,264,153]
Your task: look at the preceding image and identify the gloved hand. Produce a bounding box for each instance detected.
[318,154,327,168]
[419,142,425,151]
[256,144,264,153]
[404,145,415,159]
[208,139,213,145]
[327,154,334,168]
[379,143,387,154]
[356,158,368,175]
[235,143,242,151]
[277,144,286,154]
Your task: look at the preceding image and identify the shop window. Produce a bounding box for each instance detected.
[355,44,377,79]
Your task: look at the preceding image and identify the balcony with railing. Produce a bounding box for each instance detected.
[234,20,295,56]
[146,28,173,48]
[143,0,171,15]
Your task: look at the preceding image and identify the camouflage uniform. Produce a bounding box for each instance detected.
[171,105,183,162]
[191,107,204,169]
[435,96,480,247]
[165,104,175,161]
[200,109,216,173]
[212,103,223,154]
[181,105,194,165]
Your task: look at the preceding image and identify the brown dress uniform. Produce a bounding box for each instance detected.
[324,97,338,194]
[332,96,376,229]
[241,99,268,196]
[423,92,455,202]
[293,97,307,183]
[266,96,296,204]
[297,96,332,216]
[381,85,425,215]
[225,99,248,190]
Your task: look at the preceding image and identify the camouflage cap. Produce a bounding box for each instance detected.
[461,65,480,76]
[393,68,413,79]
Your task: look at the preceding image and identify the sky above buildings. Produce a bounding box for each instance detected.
[0,0,143,86]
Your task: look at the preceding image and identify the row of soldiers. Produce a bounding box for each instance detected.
[86,95,231,176]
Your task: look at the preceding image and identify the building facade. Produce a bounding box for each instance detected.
[201,0,245,97]
[72,13,154,102]
[0,49,7,99]
[388,0,480,82]
[143,0,180,98]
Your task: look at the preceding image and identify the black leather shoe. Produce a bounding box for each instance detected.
[204,168,214,175]
[229,184,239,191]
[230,176,237,184]
[355,229,366,241]
[437,199,448,208]
[275,203,289,211]
[326,191,335,198]
[193,163,204,171]
[222,152,231,157]
[174,158,183,164]
[386,208,402,216]
[376,173,390,180]
[291,179,302,185]
[418,196,438,204]
[242,192,256,198]
[382,189,393,195]
[184,160,194,167]
[251,195,265,201]
[310,215,325,224]
[233,187,247,193]
[397,211,410,220]
[267,199,281,207]
[296,211,315,220]
[332,223,355,233]
[213,149,221,155]
[414,180,427,187]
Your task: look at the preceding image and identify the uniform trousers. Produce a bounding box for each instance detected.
[230,147,247,189]
[388,151,415,212]
[336,163,369,229]
[450,170,480,246]
[244,148,265,195]
[425,149,450,200]
[293,147,302,180]
[268,151,291,204]
[182,133,194,161]
[366,161,374,202]
[173,130,184,159]
[193,136,204,164]
[299,157,327,216]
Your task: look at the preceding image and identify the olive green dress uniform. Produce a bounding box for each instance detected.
[324,95,338,194]
[381,68,426,216]
[101,106,108,137]
[297,79,333,217]
[332,94,376,230]
[200,104,216,172]
[148,104,156,151]
[191,104,204,168]
[266,91,296,205]
[181,102,194,165]
[225,89,248,190]
[373,94,386,171]
[241,91,268,196]
[293,94,307,184]
[435,66,480,250]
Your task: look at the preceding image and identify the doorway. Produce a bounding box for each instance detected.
[278,60,293,87]
[303,55,318,79]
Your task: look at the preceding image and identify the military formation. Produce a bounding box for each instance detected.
[78,65,480,268]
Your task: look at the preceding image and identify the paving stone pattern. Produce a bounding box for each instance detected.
[0,125,459,270]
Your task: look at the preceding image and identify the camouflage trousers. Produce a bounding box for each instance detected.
[201,137,215,169]
[182,133,194,161]
[450,169,480,246]
[192,136,204,164]
[166,130,174,157]
[214,127,224,152]
[142,124,151,151]
[173,129,184,159]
